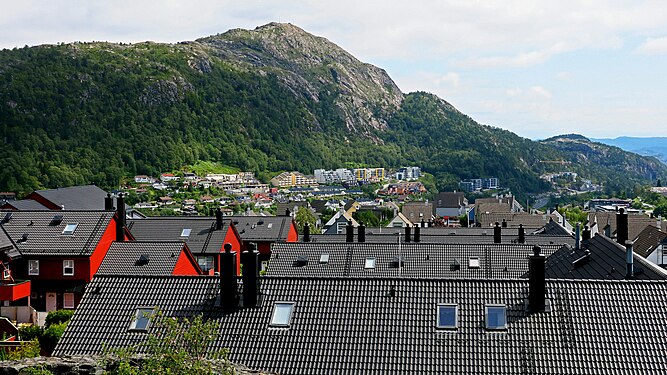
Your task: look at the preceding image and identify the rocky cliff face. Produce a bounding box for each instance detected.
[198,23,404,136]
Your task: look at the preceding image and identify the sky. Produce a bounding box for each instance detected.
[3,1,667,140]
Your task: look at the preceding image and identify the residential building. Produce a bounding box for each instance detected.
[96,242,203,276]
[271,172,317,188]
[353,168,385,182]
[434,192,467,218]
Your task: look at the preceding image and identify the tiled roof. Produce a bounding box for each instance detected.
[401,202,433,222]
[304,233,575,247]
[434,192,465,208]
[268,243,562,279]
[531,220,571,236]
[543,234,667,280]
[126,217,232,255]
[276,202,309,216]
[32,185,108,210]
[477,213,558,229]
[0,226,20,259]
[229,216,293,242]
[55,275,667,374]
[632,225,667,258]
[97,241,197,276]
[0,199,49,210]
[588,212,658,240]
[0,210,115,256]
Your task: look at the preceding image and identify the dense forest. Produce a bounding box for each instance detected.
[1,24,665,197]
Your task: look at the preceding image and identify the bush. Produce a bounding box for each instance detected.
[39,322,68,355]
[19,325,44,341]
[4,339,41,360]
[45,309,74,328]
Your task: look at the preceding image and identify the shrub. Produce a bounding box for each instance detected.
[39,322,68,355]
[19,325,43,341]
[4,339,41,360]
[45,309,74,328]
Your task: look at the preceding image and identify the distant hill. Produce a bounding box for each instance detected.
[1,23,666,197]
[591,137,667,164]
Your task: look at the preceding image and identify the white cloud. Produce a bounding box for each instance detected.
[635,36,667,54]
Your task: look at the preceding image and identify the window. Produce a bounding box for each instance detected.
[319,254,330,264]
[469,257,480,269]
[196,256,214,272]
[270,302,295,327]
[437,304,458,329]
[485,304,508,330]
[180,228,191,237]
[61,223,78,235]
[63,293,75,309]
[129,308,154,331]
[63,260,74,276]
[2,269,10,280]
[364,257,376,269]
[28,260,39,275]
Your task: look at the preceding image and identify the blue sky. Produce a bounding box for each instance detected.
[3,1,667,139]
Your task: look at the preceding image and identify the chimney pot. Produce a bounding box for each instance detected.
[625,240,634,279]
[575,223,581,250]
[220,248,238,311]
[116,193,125,242]
[616,209,628,245]
[224,243,232,253]
[104,193,113,211]
[215,208,223,230]
[518,224,525,244]
[502,219,507,228]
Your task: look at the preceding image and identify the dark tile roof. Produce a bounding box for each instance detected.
[229,216,293,242]
[588,212,658,240]
[543,234,667,280]
[55,275,667,374]
[32,185,108,210]
[0,226,20,259]
[268,243,562,279]
[632,225,667,258]
[276,202,309,216]
[0,210,115,256]
[434,192,465,208]
[401,202,433,222]
[477,213,558,229]
[304,232,575,247]
[531,220,571,236]
[126,217,233,255]
[0,199,49,210]
[97,241,198,276]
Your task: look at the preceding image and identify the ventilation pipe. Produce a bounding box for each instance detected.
[575,223,580,250]
[241,243,259,308]
[582,225,591,249]
[220,243,238,311]
[345,220,354,243]
[358,223,365,243]
[528,245,546,313]
[625,240,634,279]
[104,193,113,211]
[493,222,501,244]
[116,193,125,242]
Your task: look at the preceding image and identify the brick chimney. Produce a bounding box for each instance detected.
[220,243,238,311]
[528,246,546,313]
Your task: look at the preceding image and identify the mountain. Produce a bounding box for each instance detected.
[590,137,667,164]
[1,23,665,197]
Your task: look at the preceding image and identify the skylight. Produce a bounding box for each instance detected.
[267,223,273,229]
[180,228,191,237]
[468,257,480,269]
[129,307,155,331]
[437,304,458,329]
[50,215,63,226]
[319,254,330,264]
[270,302,294,327]
[485,304,508,330]
[61,223,78,235]
[364,257,376,269]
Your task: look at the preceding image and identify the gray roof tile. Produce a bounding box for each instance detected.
[31,185,108,210]
[126,217,233,254]
[97,241,198,276]
[230,216,293,242]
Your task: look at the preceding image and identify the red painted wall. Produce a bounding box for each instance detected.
[88,220,117,279]
[224,227,243,275]
[287,221,299,242]
[0,280,30,301]
[172,250,202,276]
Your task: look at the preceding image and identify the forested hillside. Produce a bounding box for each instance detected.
[1,23,665,197]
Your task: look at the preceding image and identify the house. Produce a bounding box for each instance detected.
[160,173,179,182]
[321,211,359,235]
[0,222,31,307]
[343,199,361,216]
[401,201,434,224]
[477,213,561,229]
[632,225,667,266]
[385,212,412,228]
[54,271,667,374]
[133,175,155,184]
[126,214,242,275]
[97,242,202,276]
[270,172,317,188]
[1,185,108,211]
[588,210,658,241]
[229,216,298,259]
[0,208,129,311]
[434,192,467,218]
[0,199,49,210]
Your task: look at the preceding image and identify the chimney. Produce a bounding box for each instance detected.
[215,208,223,230]
[582,225,591,248]
[358,223,365,243]
[518,224,525,244]
[529,246,546,313]
[616,208,628,245]
[405,225,411,243]
[625,240,634,279]
[575,223,580,250]
[502,219,507,228]
[345,220,354,243]
[104,193,113,211]
[116,193,125,242]
[285,209,291,217]
[604,218,612,237]
[493,222,501,243]
[303,223,311,242]
[421,218,426,228]
[414,224,420,243]
[241,243,259,308]
[220,243,238,311]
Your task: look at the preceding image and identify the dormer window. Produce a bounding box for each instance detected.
[129,307,155,331]
[62,223,78,235]
[485,304,508,330]
[270,302,294,327]
[437,304,458,329]
[180,228,191,237]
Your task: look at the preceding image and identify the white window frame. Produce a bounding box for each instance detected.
[61,223,78,235]
[63,260,74,276]
[180,228,192,237]
[437,303,459,329]
[28,260,39,275]
[270,302,295,327]
[196,256,214,272]
[63,292,75,309]
[485,304,508,330]
[129,307,155,331]
[2,269,10,280]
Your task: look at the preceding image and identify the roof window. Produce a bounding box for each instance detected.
[267,223,273,229]
[180,228,191,237]
[437,304,458,329]
[136,254,150,266]
[468,257,480,269]
[319,254,330,264]
[364,257,376,269]
[270,302,294,327]
[129,307,155,331]
[61,223,78,235]
[390,256,406,268]
[485,304,508,330]
[50,215,63,226]
[293,255,308,267]
[1,212,12,224]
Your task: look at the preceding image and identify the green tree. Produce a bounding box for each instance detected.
[354,210,380,227]
[294,207,317,232]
